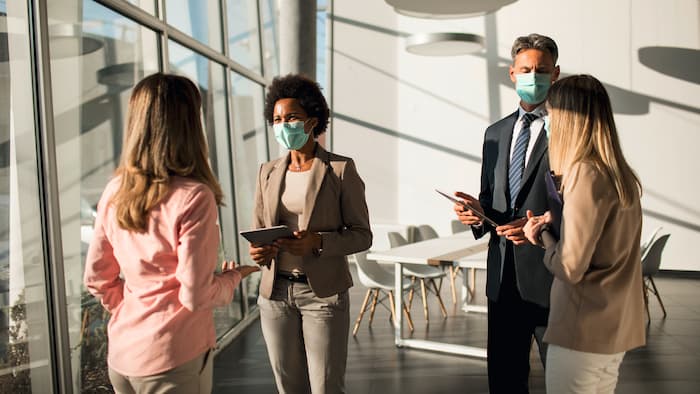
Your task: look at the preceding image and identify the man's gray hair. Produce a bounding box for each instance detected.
[511,34,558,64]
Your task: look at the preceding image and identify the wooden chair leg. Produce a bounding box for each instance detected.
[430,278,449,318]
[420,279,429,322]
[649,277,667,318]
[469,268,476,300]
[387,291,398,327]
[643,279,651,324]
[352,289,373,336]
[448,266,457,305]
[368,289,380,326]
[402,296,415,332]
[408,276,417,309]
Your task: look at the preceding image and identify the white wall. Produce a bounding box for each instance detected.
[332,0,700,271]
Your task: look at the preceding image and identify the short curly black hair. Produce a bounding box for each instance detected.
[264,74,330,137]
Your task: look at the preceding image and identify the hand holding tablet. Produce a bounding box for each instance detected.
[435,189,498,227]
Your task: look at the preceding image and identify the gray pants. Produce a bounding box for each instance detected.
[108,350,213,394]
[258,277,350,394]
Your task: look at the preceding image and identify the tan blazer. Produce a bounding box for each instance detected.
[542,162,646,354]
[253,144,372,298]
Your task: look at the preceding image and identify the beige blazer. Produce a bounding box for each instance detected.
[542,162,646,354]
[253,144,372,298]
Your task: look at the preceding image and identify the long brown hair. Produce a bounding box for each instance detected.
[112,73,223,231]
[547,74,641,207]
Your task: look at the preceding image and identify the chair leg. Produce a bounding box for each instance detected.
[420,279,429,322]
[643,280,650,324]
[649,277,667,318]
[387,291,398,327]
[430,278,449,319]
[469,268,476,300]
[408,276,417,309]
[368,289,380,326]
[448,266,457,305]
[352,289,374,336]
[402,296,415,332]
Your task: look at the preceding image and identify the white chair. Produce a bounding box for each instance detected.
[388,232,448,322]
[641,234,670,322]
[352,251,415,335]
[641,226,663,257]
[448,221,478,304]
[415,224,462,306]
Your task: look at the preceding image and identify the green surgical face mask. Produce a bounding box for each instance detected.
[515,72,552,105]
[273,121,310,150]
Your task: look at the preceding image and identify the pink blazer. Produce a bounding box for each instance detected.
[84,176,241,376]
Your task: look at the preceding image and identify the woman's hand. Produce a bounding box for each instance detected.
[221,260,260,278]
[523,210,552,247]
[453,192,485,226]
[276,230,321,256]
[249,243,279,266]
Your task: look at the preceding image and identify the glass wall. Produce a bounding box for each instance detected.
[0,2,55,393]
[0,0,279,391]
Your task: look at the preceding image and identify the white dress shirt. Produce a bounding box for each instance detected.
[509,104,547,167]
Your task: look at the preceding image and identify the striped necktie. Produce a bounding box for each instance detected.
[508,113,538,208]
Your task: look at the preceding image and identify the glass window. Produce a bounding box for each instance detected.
[168,40,244,336]
[165,0,222,52]
[46,0,159,391]
[260,0,279,78]
[0,2,55,393]
[126,0,156,14]
[226,0,262,73]
[229,73,268,307]
[316,0,327,88]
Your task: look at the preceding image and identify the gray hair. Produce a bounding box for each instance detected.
[511,34,558,64]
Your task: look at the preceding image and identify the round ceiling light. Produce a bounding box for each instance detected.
[405,33,484,56]
[386,0,518,19]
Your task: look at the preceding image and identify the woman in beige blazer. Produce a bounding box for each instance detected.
[248,74,372,394]
[523,74,645,394]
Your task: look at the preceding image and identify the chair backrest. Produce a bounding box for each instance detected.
[416,225,439,242]
[641,226,663,257]
[641,234,670,277]
[451,219,469,234]
[388,231,408,248]
[353,251,393,287]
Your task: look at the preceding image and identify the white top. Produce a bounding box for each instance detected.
[278,170,312,274]
[509,104,547,167]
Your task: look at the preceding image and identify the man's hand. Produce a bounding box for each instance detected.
[496,217,529,245]
[453,192,485,226]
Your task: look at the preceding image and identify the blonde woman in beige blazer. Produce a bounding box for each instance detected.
[248,74,372,394]
[524,75,645,394]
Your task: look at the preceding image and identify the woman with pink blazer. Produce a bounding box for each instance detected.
[524,74,645,394]
[84,73,258,394]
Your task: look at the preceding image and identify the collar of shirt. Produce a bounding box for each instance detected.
[510,103,547,166]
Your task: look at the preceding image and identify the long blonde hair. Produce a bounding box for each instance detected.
[112,73,223,232]
[547,74,641,207]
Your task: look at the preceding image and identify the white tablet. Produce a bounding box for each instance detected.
[239,225,295,245]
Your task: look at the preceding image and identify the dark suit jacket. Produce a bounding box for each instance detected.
[472,110,553,307]
[253,144,372,298]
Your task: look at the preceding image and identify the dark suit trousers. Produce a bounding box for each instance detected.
[487,243,549,394]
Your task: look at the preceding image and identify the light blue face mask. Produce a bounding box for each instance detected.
[515,72,552,105]
[543,114,551,138]
[273,121,310,150]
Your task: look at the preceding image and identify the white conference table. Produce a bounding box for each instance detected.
[367,232,489,359]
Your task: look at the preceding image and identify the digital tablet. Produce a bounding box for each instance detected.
[435,189,499,227]
[239,225,295,245]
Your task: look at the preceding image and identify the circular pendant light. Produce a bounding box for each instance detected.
[405,33,484,56]
[386,0,518,19]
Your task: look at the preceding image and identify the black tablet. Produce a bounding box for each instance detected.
[239,225,295,245]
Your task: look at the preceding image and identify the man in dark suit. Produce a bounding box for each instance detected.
[454,33,560,394]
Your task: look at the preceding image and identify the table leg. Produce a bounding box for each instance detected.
[394,263,404,347]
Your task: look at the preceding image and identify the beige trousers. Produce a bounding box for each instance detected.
[258,277,350,394]
[108,350,213,394]
[546,344,626,394]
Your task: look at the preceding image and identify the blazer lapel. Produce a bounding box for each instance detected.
[300,144,329,230]
[265,153,289,227]
[497,111,519,203]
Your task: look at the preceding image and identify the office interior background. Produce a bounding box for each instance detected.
[0,0,698,392]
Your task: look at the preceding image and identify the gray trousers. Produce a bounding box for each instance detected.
[108,350,212,394]
[258,277,350,394]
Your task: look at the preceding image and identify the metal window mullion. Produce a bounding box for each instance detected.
[29,0,73,393]
[326,0,334,151]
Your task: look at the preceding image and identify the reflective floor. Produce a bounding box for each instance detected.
[213,268,700,394]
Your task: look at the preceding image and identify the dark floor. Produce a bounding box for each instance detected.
[213,268,700,393]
